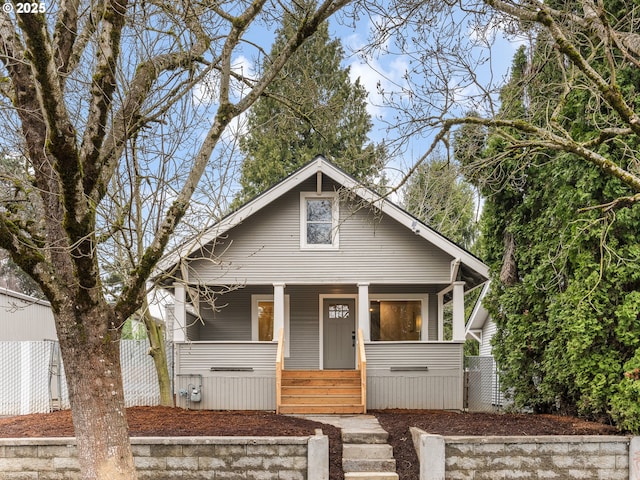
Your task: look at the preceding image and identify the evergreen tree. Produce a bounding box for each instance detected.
[403,154,477,249]
[474,25,640,430]
[235,4,386,203]
[0,156,43,297]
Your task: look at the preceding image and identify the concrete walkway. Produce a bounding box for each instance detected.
[302,415,399,480]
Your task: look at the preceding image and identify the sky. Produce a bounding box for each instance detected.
[185,2,529,213]
[331,9,526,181]
[229,5,526,177]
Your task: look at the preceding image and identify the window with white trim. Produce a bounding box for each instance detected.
[251,295,290,356]
[369,295,428,341]
[300,192,339,249]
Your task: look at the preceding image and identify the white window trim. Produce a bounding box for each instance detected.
[251,294,290,357]
[368,293,429,342]
[300,192,339,250]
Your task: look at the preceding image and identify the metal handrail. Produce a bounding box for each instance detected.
[275,328,284,414]
[357,328,367,413]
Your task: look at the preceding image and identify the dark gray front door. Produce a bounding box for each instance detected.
[323,298,356,369]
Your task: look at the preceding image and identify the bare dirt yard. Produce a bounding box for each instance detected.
[0,406,622,480]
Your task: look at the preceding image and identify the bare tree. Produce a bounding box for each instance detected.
[358,0,640,206]
[0,0,350,477]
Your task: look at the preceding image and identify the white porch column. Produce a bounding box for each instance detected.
[437,292,444,341]
[273,283,286,341]
[173,283,186,343]
[452,281,466,341]
[358,283,370,341]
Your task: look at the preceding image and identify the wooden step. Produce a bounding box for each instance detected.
[281,394,362,405]
[282,378,360,387]
[278,404,366,414]
[278,370,365,414]
[281,385,361,395]
[282,370,361,387]
[282,369,360,378]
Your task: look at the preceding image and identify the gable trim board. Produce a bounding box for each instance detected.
[465,281,491,342]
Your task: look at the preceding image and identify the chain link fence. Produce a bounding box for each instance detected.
[465,355,504,412]
[0,341,55,415]
[0,340,173,416]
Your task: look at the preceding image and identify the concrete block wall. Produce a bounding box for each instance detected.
[0,431,328,480]
[411,427,638,480]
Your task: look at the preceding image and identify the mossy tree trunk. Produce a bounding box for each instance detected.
[142,306,173,406]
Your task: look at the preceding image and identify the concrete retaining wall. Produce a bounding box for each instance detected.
[0,431,329,480]
[411,427,639,480]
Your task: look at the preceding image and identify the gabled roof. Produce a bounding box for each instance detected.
[155,156,489,281]
[465,281,491,339]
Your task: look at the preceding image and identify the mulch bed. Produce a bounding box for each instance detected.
[0,406,623,480]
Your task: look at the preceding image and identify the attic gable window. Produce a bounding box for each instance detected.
[300,192,339,249]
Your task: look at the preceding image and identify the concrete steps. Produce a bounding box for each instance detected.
[342,430,389,444]
[298,414,399,480]
[344,474,399,480]
[341,418,398,480]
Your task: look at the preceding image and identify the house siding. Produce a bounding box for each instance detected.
[193,284,442,368]
[480,318,497,357]
[365,341,464,410]
[0,290,56,341]
[186,312,200,341]
[285,286,323,370]
[186,178,454,285]
[175,342,277,410]
[198,290,253,341]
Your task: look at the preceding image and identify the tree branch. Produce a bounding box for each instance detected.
[53,0,80,75]
[116,0,352,320]
[91,1,213,203]
[79,0,129,195]
[449,116,640,199]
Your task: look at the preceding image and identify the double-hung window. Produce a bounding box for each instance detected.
[300,192,339,249]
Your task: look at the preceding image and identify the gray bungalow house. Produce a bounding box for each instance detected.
[156,156,489,414]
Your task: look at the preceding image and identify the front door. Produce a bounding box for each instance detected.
[323,298,356,369]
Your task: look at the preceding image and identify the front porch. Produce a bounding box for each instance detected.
[173,328,465,412]
[171,281,469,412]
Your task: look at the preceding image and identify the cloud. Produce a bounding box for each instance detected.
[347,53,411,120]
[230,55,255,98]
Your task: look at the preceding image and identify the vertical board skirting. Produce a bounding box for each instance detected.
[176,374,276,410]
[367,372,462,410]
[365,341,463,410]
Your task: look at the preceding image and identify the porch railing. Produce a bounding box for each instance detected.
[275,328,284,414]
[357,328,367,413]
